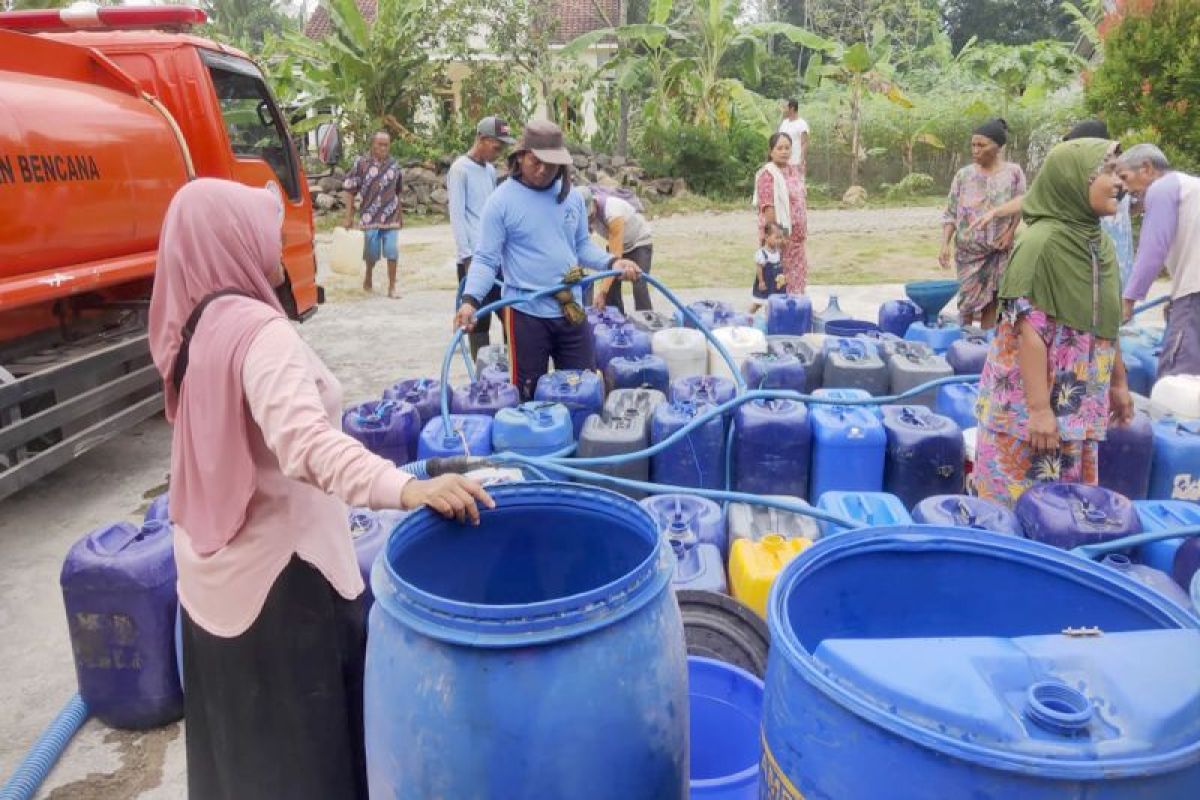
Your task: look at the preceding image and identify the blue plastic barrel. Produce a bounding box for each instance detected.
[651,401,727,490]
[767,336,822,393]
[364,484,688,799]
[382,378,441,426]
[1098,411,1154,500]
[1015,482,1140,550]
[816,491,911,536]
[1134,500,1200,590]
[640,493,728,556]
[946,335,989,375]
[671,541,728,594]
[877,300,920,338]
[689,656,762,799]
[881,405,964,509]
[680,300,733,330]
[912,494,1022,536]
[935,383,979,430]
[606,354,670,394]
[905,321,963,354]
[809,405,886,501]
[732,400,811,499]
[595,323,653,371]
[350,508,387,607]
[417,414,493,458]
[1149,420,1200,501]
[535,370,605,438]
[767,294,812,336]
[492,402,574,456]
[450,380,520,417]
[741,353,806,393]
[343,399,422,466]
[761,526,1200,800]
[61,520,182,729]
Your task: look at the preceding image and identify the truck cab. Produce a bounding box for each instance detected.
[0,5,324,500]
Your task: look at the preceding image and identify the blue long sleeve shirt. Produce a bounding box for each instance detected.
[465,180,613,318]
[446,155,497,263]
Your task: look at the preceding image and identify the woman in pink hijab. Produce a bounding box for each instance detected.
[149,179,493,800]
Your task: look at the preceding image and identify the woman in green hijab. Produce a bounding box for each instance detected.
[972,139,1135,507]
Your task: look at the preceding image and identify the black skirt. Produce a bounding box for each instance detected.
[181,556,368,800]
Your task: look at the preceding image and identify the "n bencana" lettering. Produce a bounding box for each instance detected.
[0,154,102,185]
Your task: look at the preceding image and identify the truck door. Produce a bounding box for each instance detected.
[199,51,317,316]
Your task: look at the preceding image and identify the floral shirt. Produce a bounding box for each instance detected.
[943,162,1026,253]
[343,156,403,229]
[975,298,1116,442]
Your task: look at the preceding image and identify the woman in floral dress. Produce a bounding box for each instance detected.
[940,119,1026,328]
[755,132,808,294]
[972,138,1135,507]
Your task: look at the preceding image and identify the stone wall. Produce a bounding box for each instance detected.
[310,148,686,217]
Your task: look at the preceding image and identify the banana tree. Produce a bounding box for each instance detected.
[806,20,913,187]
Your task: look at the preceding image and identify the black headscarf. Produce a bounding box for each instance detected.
[974,118,1009,147]
[1064,119,1110,141]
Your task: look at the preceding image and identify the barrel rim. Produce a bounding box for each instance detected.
[373,482,672,648]
[767,526,1200,778]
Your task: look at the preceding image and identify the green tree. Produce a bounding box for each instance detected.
[943,0,1073,50]
[1086,0,1200,172]
[266,0,445,148]
[200,0,296,50]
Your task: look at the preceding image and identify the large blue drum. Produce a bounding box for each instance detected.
[761,527,1200,799]
[365,484,688,799]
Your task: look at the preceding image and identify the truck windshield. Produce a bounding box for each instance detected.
[202,51,300,201]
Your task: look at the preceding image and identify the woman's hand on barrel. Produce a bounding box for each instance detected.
[401,475,496,525]
[1028,407,1060,455]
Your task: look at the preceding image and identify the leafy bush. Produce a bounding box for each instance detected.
[1086,0,1200,173]
[639,121,767,198]
[882,172,935,199]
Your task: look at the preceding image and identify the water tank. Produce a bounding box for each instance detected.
[1149,420,1200,501]
[364,484,688,798]
[642,493,728,556]
[1015,483,1140,550]
[651,401,727,490]
[809,405,886,501]
[382,378,442,426]
[877,299,920,338]
[342,400,421,466]
[767,294,812,336]
[417,414,493,458]
[731,400,810,498]
[708,327,767,383]
[534,370,605,438]
[606,354,670,394]
[61,520,182,729]
[881,405,964,508]
[1098,411,1154,501]
[450,380,520,417]
[653,327,709,383]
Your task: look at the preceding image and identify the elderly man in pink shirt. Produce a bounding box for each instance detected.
[1118,144,1200,377]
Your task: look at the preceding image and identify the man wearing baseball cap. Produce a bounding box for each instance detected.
[447,116,515,359]
[455,119,642,399]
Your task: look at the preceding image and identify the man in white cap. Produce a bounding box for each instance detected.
[447,116,514,359]
[455,119,642,399]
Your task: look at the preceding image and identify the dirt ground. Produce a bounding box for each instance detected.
[0,207,1167,797]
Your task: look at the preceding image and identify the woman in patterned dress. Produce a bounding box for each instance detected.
[972,138,1135,508]
[940,119,1027,328]
[755,133,809,294]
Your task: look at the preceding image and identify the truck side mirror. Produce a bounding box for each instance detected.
[316,123,342,166]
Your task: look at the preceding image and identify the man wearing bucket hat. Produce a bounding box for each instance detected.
[447,116,515,360]
[456,119,642,399]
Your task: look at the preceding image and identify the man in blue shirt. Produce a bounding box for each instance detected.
[447,116,513,359]
[455,120,642,399]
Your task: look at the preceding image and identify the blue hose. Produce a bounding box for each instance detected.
[0,694,89,800]
[1131,295,1169,318]
[1071,525,1200,561]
